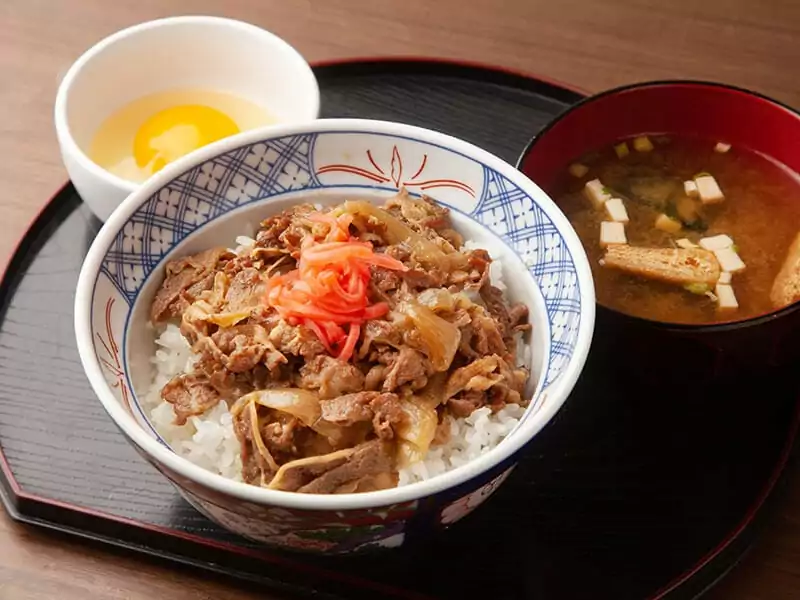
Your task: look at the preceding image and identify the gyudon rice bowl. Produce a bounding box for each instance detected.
[76,119,594,552]
[146,191,532,494]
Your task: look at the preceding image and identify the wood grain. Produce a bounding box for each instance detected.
[0,0,799,598]
[0,509,263,599]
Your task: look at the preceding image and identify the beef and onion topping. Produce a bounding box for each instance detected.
[144,191,532,494]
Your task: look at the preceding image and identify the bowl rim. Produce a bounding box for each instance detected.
[516,78,800,333]
[53,15,321,196]
[75,117,595,511]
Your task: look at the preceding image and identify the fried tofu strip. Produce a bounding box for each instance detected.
[600,246,720,286]
[770,231,800,309]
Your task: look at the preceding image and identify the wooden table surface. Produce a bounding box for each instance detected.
[2,0,800,598]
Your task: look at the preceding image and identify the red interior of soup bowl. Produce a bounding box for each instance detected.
[517,81,800,378]
[519,81,800,191]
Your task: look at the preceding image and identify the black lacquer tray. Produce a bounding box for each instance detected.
[0,59,797,600]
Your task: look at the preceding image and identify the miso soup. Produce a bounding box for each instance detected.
[555,135,800,324]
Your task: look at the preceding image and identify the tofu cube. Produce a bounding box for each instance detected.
[600,221,627,247]
[719,271,732,284]
[584,179,612,209]
[676,238,698,249]
[684,180,699,198]
[695,175,724,204]
[655,214,682,234]
[714,142,732,153]
[614,142,630,158]
[699,234,734,251]
[569,163,589,178]
[604,197,629,223]
[715,283,739,309]
[714,247,746,273]
[633,136,654,152]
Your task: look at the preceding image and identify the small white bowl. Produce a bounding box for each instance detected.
[54,16,320,221]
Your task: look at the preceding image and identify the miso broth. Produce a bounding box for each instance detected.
[555,136,800,324]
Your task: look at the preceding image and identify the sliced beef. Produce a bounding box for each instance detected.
[161,374,221,425]
[268,440,396,494]
[260,413,333,463]
[319,392,373,425]
[385,244,411,263]
[462,249,491,290]
[479,285,510,332]
[320,391,405,440]
[382,347,430,391]
[371,266,402,293]
[432,414,452,445]
[177,272,231,345]
[234,398,339,486]
[151,248,233,323]
[358,319,403,360]
[256,205,314,250]
[474,311,507,354]
[261,416,300,455]
[234,403,279,485]
[257,204,315,256]
[385,191,451,231]
[369,281,393,305]
[268,320,326,360]
[184,273,216,306]
[480,284,530,338]
[207,366,257,401]
[490,360,529,407]
[364,365,386,391]
[297,355,365,399]
[223,254,255,277]
[197,324,286,373]
[444,354,527,416]
[224,267,263,313]
[402,267,448,289]
[368,267,403,305]
[240,363,280,391]
[280,223,312,256]
[448,391,486,418]
[508,303,531,333]
[440,249,490,291]
[458,306,507,358]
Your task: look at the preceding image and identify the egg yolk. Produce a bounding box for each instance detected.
[133,105,239,174]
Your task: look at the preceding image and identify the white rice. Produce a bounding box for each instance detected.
[145,325,243,481]
[142,237,526,487]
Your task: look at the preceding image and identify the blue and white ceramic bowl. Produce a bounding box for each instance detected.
[75,119,595,553]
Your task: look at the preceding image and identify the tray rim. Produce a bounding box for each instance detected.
[311,54,589,95]
[0,57,796,600]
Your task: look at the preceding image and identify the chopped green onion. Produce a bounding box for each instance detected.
[684,283,710,295]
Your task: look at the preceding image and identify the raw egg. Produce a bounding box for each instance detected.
[90,89,273,183]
